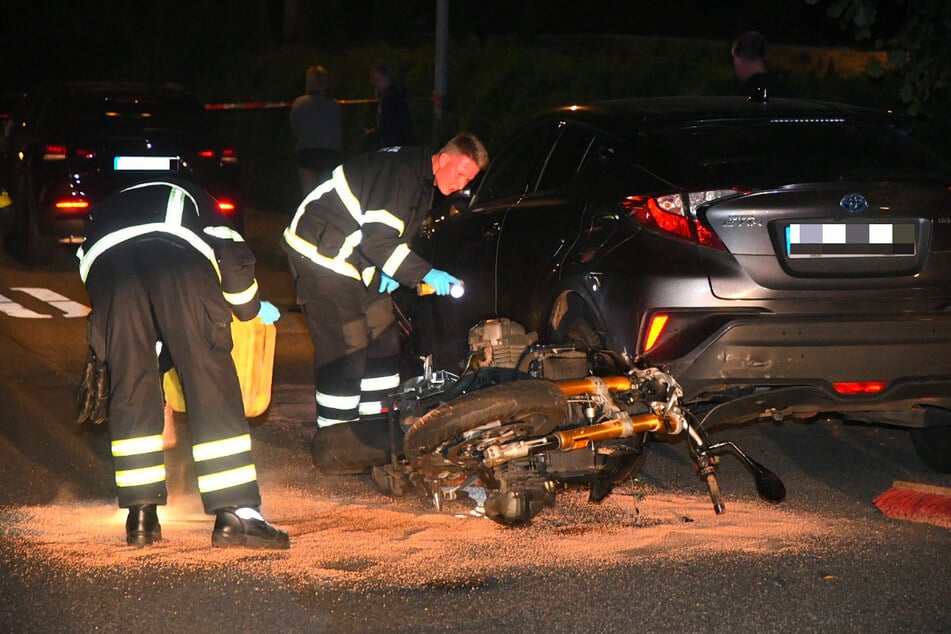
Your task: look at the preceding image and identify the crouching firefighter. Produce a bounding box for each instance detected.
[282,132,489,474]
[77,178,289,549]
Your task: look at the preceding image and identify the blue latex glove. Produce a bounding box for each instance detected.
[379,273,399,294]
[422,268,461,296]
[256,300,280,325]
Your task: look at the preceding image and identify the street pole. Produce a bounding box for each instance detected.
[434,0,448,143]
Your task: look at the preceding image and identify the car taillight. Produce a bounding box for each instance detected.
[42,144,67,161]
[198,148,238,164]
[622,189,745,250]
[42,145,96,161]
[832,381,887,395]
[55,198,89,212]
[217,199,237,214]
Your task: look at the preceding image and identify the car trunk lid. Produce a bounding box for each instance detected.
[704,181,951,298]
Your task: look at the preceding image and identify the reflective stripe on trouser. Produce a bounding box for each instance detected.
[85,239,262,512]
[317,390,360,427]
[358,357,400,417]
[112,434,166,498]
[192,434,259,505]
[293,262,400,427]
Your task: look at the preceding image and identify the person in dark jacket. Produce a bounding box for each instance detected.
[77,178,289,549]
[282,132,489,474]
[366,61,414,148]
[731,31,793,99]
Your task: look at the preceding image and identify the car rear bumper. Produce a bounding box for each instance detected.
[668,313,951,424]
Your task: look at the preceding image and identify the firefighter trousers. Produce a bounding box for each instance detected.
[84,237,262,513]
[291,261,400,428]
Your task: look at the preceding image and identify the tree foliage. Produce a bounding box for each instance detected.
[806,0,951,116]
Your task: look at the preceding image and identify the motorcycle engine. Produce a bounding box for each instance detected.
[466,318,590,380]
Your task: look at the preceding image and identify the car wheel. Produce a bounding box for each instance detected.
[910,409,951,473]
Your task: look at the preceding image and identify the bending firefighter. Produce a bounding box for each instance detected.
[77,178,289,549]
[282,132,489,473]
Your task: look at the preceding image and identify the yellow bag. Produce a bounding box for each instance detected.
[163,316,277,418]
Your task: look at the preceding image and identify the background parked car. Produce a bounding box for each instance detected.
[0,81,244,264]
[408,96,951,472]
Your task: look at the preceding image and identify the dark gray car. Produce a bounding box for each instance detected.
[409,96,951,472]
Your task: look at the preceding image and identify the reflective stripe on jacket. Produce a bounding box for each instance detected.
[76,179,260,320]
[282,146,434,288]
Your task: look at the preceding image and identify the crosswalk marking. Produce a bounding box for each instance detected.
[0,287,90,319]
[12,287,90,317]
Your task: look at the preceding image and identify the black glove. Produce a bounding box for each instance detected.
[76,347,110,427]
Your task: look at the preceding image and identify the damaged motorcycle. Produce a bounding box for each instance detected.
[372,318,786,526]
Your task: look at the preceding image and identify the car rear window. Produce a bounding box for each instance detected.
[46,92,206,134]
[637,120,951,189]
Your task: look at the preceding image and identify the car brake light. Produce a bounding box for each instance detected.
[221,147,238,164]
[217,199,236,214]
[198,149,216,159]
[43,144,67,161]
[832,381,887,395]
[623,189,745,250]
[643,314,669,353]
[55,198,90,212]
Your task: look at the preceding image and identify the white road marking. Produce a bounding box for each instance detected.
[0,287,90,318]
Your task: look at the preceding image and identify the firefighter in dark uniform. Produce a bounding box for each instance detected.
[77,178,289,549]
[282,132,489,473]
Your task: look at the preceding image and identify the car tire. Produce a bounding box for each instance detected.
[910,409,951,473]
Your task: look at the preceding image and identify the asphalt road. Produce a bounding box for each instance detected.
[1,208,949,633]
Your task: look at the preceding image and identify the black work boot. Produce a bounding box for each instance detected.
[212,507,290,550]
[310,416,399,475]
[126,504,162,546]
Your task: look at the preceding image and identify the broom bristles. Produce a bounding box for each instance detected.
[873,481,951,530]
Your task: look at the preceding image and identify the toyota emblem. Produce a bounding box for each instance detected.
[840,193,868,213]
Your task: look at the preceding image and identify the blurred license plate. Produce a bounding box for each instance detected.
[786,223,916,258]
[113,156,180,171]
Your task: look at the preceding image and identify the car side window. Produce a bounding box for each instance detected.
[475,124,558,204]
[535,124,596,193]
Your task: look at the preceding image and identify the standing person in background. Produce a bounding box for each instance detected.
[731,31,793,99]
[365,61,414,149]
[77,178,289,549]
[290,65,343,195]
[282,133,489,474]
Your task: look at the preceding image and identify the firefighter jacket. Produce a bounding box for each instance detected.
[282,146,435,287]
[77,178,261,320]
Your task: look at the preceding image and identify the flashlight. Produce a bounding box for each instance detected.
[417,281,465,298]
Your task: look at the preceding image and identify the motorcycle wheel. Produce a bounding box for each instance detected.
[403,379,568,467]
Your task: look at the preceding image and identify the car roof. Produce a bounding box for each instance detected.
[539,96,905,138]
